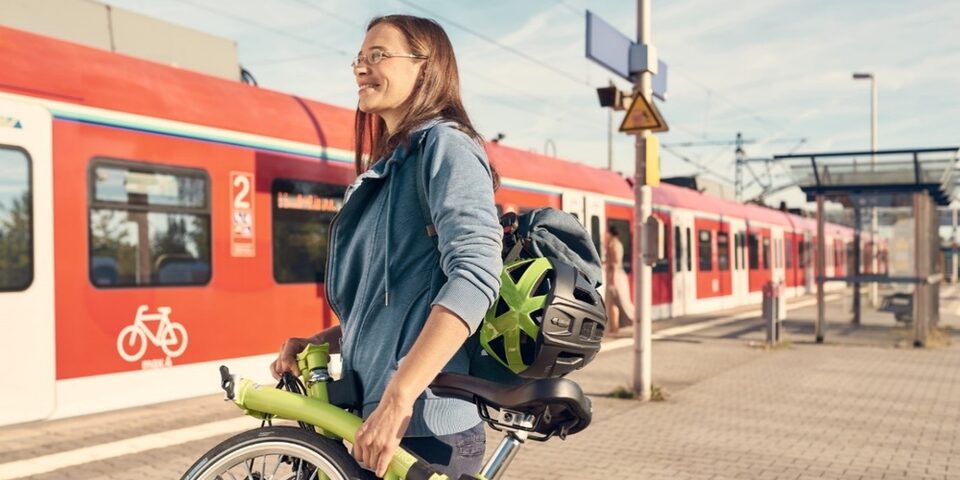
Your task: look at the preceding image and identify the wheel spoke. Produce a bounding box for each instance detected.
[185,429,354,480]
[268,454,283,480]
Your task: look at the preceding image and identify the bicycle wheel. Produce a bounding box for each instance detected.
[117,326,147,362]
[161,322,189,358]
[181,426,367,480]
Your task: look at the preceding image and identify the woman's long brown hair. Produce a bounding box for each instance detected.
[353,15,499,190]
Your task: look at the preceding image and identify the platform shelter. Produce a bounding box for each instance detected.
[775,147,959,347]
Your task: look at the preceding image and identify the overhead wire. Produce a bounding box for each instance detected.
[661,144,735,184]
[394,0,591,87]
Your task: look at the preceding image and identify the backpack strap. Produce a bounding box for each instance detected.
[414,129,438,243]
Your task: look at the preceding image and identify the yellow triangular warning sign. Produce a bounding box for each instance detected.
[619,93,668,133]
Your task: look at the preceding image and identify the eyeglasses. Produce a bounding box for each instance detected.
[351,48,428,68]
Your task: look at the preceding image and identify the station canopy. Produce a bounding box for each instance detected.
[774,147,960,208]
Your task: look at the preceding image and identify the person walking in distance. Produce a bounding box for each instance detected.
[605,226,635,335]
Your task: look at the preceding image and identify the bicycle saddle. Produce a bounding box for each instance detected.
[429,373,592,439]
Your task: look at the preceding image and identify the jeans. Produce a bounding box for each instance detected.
[401,422,486,478]
[358,422,486,478]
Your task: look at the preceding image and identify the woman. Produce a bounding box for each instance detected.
[270,15,503,479]
[604,226,634,335]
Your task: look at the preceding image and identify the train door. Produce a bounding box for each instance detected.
[671,210,695,316]
[0,98,55,426]
[564,191,604,263]
[561,192,585,224]
[584,195,605,260]
[771,227,784,284]
[728,219,748,306]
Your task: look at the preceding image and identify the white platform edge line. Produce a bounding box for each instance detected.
[0,417,254,480]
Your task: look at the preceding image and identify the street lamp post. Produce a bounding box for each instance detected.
[853,72,879,307]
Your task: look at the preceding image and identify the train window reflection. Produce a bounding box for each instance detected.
[763,237,771,270]
[272,179,345,283]
[698,229,712,272]
[733,232,746,270]
[89,160,210,288]
[748,233,759,270]
[717,232,729,271]
[674,226,682,273]
[0,147,32,291]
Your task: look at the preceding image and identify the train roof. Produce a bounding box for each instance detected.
[1,25,356,154]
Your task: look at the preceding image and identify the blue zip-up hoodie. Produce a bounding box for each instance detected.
[325,119,503,437]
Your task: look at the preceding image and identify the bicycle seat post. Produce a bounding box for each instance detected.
[479,430,525,480]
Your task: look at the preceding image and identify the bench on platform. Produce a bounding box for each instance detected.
[879,293,913,322]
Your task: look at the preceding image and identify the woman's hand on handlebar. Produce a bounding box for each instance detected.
[270,326,342,380]
[271,337,310,380]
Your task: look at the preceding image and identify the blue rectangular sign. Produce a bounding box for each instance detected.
[585,10,633,81]
[653,60,667,101]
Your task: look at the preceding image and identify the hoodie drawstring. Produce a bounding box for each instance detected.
[383,167,394,306]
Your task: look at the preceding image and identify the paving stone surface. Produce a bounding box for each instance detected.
[3,288,960,479]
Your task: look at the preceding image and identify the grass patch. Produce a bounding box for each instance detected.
[609,384,667,401]
[926,327,953,348]
[609,385,636,399]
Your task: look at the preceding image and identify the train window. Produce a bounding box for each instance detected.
[785,239,794,268]
[685,228,692,271]
[607,219,632,274]
[717,232,729,271]
[273,179,345,283]
[762,237,770,270]
[798,240,806,267]
[739,233,746,270]
[748,233,759,270]
[89,160,210,287]
[0,147,32,291]
[674,226,682,273]
[590,215,602,260]
[733,234,739,270]
[698,229,713,272]
[653,224,669,273]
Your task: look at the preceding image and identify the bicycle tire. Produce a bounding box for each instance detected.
[180,426,368,480]
[117,325,147,362]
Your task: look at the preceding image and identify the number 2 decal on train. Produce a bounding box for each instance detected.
[116,305,189,369]
[231,171,256,257]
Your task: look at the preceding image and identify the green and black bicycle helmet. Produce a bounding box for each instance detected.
[480,257,607,378]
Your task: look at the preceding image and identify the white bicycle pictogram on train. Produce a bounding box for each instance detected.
[116,305,189,362]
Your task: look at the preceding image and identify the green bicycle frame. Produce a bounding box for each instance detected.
[226,343,487,480]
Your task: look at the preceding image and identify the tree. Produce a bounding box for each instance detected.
[0,190,32,288]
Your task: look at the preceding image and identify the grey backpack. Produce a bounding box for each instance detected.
[498,208,603,289]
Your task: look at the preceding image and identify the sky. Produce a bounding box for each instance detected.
[103,0,960,209]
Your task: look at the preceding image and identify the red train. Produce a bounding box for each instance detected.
[0,26,882,426]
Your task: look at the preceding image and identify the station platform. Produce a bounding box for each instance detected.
[2,288,959,479]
